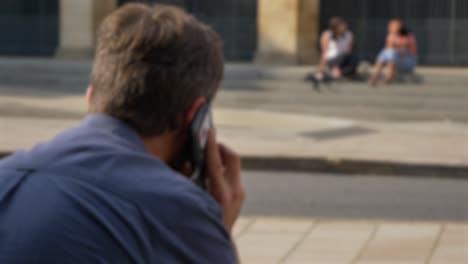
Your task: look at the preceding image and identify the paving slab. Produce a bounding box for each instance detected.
[284,221,375,264]
[235,217,468,264]
[355,223,441,264]
[430,224,468,264]
[236,231,306,263]
[232,217,254,238]
[247,218,314,233]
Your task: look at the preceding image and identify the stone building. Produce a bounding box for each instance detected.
[0,0,467,65]
[0,0,320,65]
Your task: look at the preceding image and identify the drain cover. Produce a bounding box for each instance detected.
[301,126,375,141]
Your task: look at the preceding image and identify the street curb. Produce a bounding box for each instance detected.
[2,151,467,179]
[241,156,468,179]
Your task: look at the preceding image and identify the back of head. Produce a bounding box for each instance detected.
[90,3,224,136]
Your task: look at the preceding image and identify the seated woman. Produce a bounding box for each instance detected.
[308,17,358,88]
[369,20,418,86]
[396,26,417,73]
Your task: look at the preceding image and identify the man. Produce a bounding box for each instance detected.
[0,3,244,263]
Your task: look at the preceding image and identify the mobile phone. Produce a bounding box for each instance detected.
[188,104,212,190]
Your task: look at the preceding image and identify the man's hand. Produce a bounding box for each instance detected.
[205,129,245,234]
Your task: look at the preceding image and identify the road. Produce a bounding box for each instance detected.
[241,171,468,221]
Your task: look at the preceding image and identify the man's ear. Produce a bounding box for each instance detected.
[184,97,207,127]
[86,86,93,111]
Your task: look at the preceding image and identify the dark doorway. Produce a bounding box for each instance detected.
[0,0,58,56]
[320,0,468,66]
[118,0,257,61]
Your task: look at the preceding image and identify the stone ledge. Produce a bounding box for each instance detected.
[55,47,94,60]
[2,151,467,179]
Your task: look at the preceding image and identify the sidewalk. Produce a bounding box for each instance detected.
[215,108,468,177]
[1,106,467,177]
[235,217,467,264]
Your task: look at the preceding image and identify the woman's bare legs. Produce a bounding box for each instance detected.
[369,61,385,86]
[384,62,396,83]
[331,66,342,79]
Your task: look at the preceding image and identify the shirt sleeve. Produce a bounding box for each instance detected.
[143,185,237,263]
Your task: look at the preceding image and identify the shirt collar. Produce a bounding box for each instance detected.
[81,114,147,154]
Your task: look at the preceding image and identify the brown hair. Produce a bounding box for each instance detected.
[329,16,345,34]
[90,3,224,136]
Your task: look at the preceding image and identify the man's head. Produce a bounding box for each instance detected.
[88,3,223,137]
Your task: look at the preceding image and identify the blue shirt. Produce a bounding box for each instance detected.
[0,114,236,263]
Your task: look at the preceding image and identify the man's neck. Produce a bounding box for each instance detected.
[140,133,179,163]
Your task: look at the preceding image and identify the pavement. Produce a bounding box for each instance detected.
[234,217,467,264]
[216,109,468,177]
[235,171,468,263]
[1,106,467,177]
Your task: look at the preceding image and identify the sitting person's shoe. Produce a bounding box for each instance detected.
[305,73,321,90]
[311,75,321,90]
[304,73,314,82]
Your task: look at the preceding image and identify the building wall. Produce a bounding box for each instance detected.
[256,0,320,65]
[119,0,257,61]
[2,0,467,65]
[321,0,468,65]
[256,0,299,64]
[298,0,321,64]
[56,0,116,58]
[0,0,58,56]
[0,0,308,64]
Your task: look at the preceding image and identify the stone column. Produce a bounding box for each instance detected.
[256,0,320,65]
[56,0,117,59]
[297,0,321,64]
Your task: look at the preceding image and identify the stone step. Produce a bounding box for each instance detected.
[216,102,468,123]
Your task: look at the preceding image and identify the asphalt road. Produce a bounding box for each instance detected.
[241,171,468,221]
